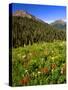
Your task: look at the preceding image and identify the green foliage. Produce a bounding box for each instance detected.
[12,41,66,86]
[58,75,66,84]
[51,68,60,83]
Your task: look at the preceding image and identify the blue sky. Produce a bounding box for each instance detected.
[11,3,66,23]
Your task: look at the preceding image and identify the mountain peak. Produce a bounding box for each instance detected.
[51,20,66,25]
[13,10,27,15]
[13,10,32,18]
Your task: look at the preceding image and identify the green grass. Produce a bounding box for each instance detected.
[12,41,66,86]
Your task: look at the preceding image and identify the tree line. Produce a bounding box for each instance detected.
[12,16,66,48]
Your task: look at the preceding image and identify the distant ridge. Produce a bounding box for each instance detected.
[50,20,66,30]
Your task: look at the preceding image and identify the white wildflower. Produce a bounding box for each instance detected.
[38,71,41,74]
[25,70,28,73]
[41,58,44,61]
[32,72,35,76]
[52,69,54,72]
[17,54,21,57]
[22,55,26,59]
[29,53,32,56]
[52,50,54,53]
[52,57,54,60]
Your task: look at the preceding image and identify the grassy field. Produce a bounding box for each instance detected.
[12,41,66,86]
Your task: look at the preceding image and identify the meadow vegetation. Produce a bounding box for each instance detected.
[12,41,66,86]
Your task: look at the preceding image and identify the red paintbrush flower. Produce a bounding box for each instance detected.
[40,67,49,74]
[51,63,56,69]
[20,76,30,85]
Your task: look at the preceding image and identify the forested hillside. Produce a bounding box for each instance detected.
[11,11,66,48]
